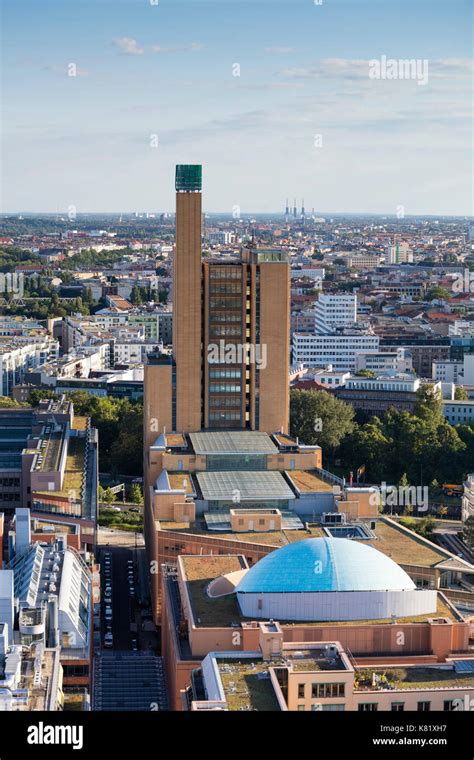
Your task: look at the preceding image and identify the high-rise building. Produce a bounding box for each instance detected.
[144,165,291,439]
[314,293,358,335]
[386,239,413,264]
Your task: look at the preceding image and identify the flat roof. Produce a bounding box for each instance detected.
[189,431,278,455]
[196,470,295,502]
[288,470,337,493]
[365,520,446,568]
[217,659,281,711]
[356,666,474,691]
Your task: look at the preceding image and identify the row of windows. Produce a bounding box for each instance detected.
[0,478,20,487]
[209,283,242,294]
[358,701,448,712]
[209,396,241,408]
[209,267,242,279]
[298,682,345,699]
[209,326,243,338]
[209,383,241,393]
[209,411,241,421]
[209,369,242,379]
[209,298,242,309]
[298,704,344,712]
[209,312,242,323]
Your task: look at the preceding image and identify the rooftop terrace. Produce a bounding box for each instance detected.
[288,470,336,493]
[217,658,281,711]
[355,666,474,691]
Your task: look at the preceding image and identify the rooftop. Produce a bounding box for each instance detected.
[196,470,295,502]
[355,666,474,691]
[180,554,456,628]
[288,470,337,493]
[217,658,281,711]
[235,537,416,594]
[364,519,446,568]
[189,431,278,455]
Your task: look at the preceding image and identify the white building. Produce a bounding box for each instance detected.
[207,231,235,245]
[462,473,474,522]
[356,348,413,375]
[292,332,379,372]
[433,355,474,386]
[443,400,474,425]
[432,361,463,384]
[344,376,421,394]
[0,339,59,396]
[315,293,357,335]
[291,267,325,282]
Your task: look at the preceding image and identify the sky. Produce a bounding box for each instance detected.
[1,0,472,215]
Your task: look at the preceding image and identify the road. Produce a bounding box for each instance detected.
[103,545,137,649]
[93,543,167,710]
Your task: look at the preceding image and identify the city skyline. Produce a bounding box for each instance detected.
[1,0,473,216]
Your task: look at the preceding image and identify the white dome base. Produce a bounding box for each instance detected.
[237,589,438,622]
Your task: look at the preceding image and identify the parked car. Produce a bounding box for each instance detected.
[104,632,113,648]
[105,606,113,621]
[131,639,138,651]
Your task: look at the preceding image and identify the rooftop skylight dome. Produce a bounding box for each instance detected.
[234,537,438,622]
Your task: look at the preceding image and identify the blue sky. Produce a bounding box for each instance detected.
[1,0,472,215]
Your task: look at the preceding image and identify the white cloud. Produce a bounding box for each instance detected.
[113,37,144,56]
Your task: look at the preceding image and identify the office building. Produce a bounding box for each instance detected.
[315,294,357,335]
[144,166,291,436]
[292,332,380,372]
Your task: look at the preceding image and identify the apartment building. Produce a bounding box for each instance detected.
[0,339,59,396]
[292,332,380,372]
[314,293,357,335]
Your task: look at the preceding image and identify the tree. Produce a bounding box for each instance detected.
[290,389,355,450]
[454,386,469,401]
[355,369,376,378]
[130,285,142,305]
[413,385,443,425]
[341,418,393,482]
[426,286,451,301]
[103,488,115,504]
[130,483,143,505]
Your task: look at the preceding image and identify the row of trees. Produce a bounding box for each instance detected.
[290,385,474,486]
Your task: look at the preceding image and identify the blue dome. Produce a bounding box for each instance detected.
[236,537,415,594]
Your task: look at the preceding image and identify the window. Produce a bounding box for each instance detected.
[298,684,305,699]
[417,702,430,712]
[358,703,378,712]
[311,683,345,699]
[443,700,458,711]
[297,705,305,711]
[391,703,404,712]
